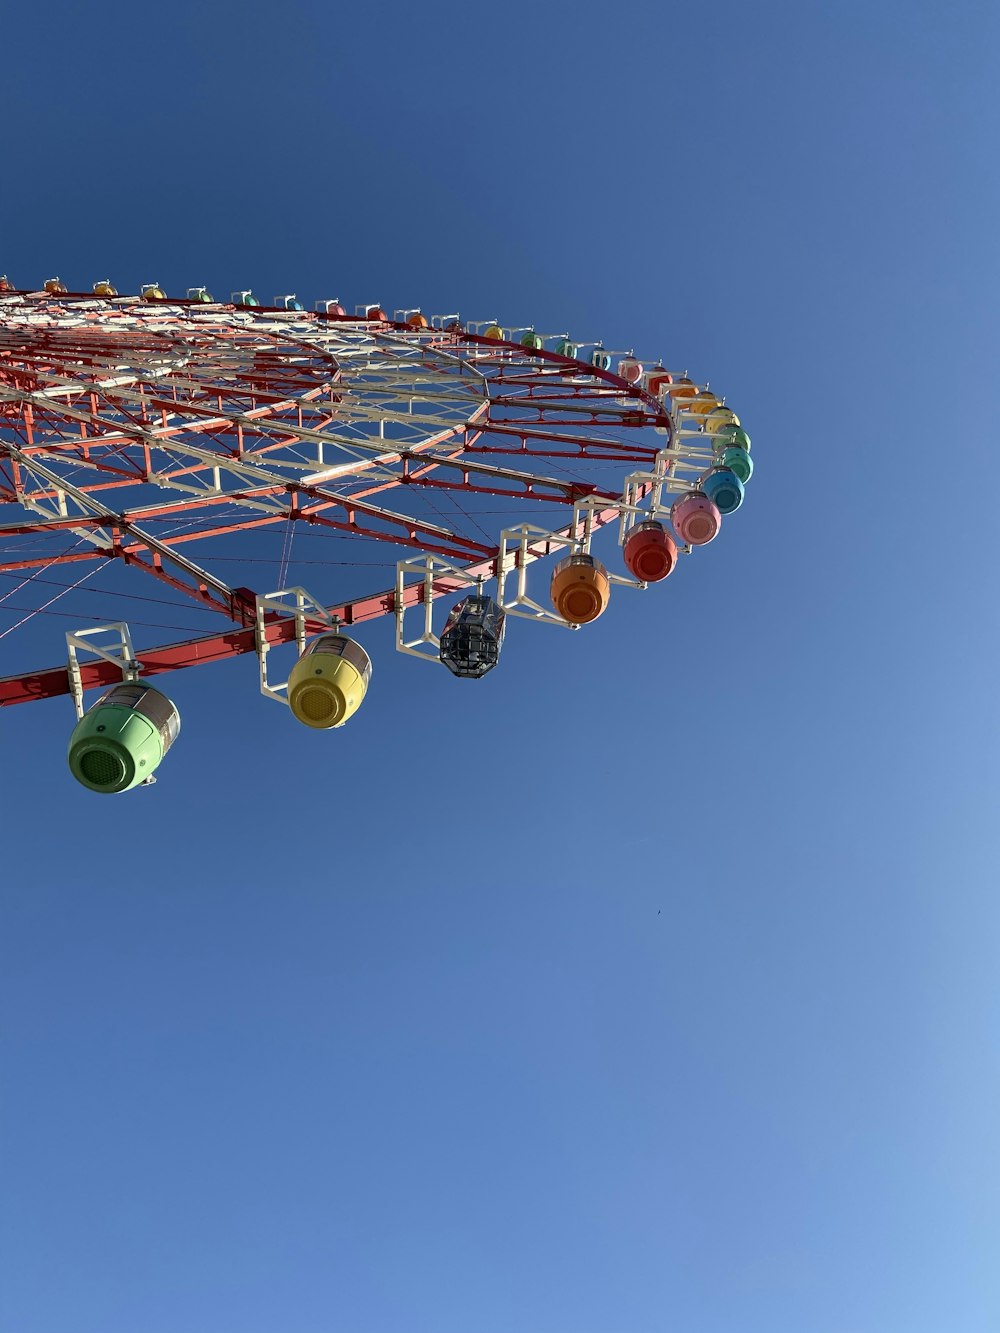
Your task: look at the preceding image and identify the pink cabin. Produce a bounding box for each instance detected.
[671,491,721,546]
[617,357,644,384]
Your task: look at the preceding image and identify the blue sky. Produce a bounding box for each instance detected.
[1,2,998,1331]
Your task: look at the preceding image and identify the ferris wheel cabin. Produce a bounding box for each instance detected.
[68,683,180,794]
[287,634,372,730]
[439,595,507,679]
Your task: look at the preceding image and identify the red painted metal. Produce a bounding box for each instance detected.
[0,503,625,706]
[0,292,668,705]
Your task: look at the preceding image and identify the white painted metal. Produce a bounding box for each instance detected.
[496,525,579,628]
[254,587,339,704]
[394,556,485,664]
[2,294,738,690]
[65,622,140,720]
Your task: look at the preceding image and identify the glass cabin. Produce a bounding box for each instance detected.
[439,594,506,678]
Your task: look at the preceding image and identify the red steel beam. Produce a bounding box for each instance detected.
[0,504,623,707]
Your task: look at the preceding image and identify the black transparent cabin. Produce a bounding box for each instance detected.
[439,594,506,678]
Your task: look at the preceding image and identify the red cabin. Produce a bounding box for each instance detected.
[623,521,677,583]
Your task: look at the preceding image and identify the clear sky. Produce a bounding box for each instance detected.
[1,2,998,1331]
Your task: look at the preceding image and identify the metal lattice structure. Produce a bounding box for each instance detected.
[0,286,748,714]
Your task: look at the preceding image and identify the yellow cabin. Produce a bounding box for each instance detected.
[287,633,372,729]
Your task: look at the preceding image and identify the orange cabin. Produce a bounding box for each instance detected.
[668,377,697,401]
[550,553,611,625]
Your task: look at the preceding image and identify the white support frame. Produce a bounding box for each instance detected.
[394,555,485,665]
[619,438,718,544]
[507,327,573,347]
[3,297,746,708]
[65,622,141,721]
[254,587,338,704]
[496,524,580,628]
[569,495,653,587]
[649,392,674,436]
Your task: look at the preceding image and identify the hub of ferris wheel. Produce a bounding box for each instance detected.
[0,274,752,793]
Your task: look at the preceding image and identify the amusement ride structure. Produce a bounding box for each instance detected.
[0,274,752,792]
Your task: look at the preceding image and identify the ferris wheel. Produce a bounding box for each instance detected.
[0,275,752,793]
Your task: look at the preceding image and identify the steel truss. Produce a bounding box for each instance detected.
[0,290,732,706]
